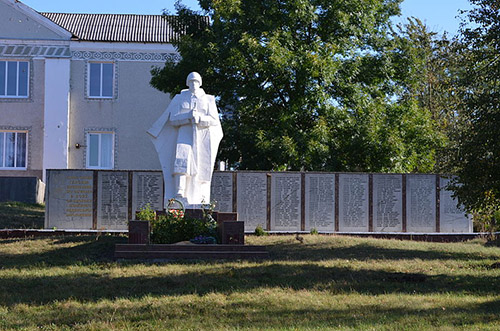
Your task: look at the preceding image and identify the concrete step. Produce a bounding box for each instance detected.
[115,243,269,260]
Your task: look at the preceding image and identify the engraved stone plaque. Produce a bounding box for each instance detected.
[271,173,302,231]
[338,174,369,232]
[373,174,403,232]
[406,174,436,233]
[440,177,472,233]
[45,170,94,229]
[97,171,129,230]
[210,171,233,212]
[132,171,163,215]
[305,174,335,232]
[237,172,267,231]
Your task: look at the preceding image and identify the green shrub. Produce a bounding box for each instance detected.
[254,224,268,236]
[310,228,319,235]
[135,203,156,221]
[150,212,217,244]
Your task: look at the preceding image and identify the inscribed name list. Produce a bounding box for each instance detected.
[373,174,403,232]
[440,177,471,233]
[338,174,369,232]
[210,171,233,212]
[305,174,335,232]
[97,171,129,230]
[45,170,93,229]
[271,173,301,231]
[132,171,163,215]
[406,175,436,232]
[237,172,268,231]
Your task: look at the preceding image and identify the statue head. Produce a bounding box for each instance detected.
[186,72,202,93]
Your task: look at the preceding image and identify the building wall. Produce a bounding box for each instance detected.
[0,58,45,179]
[43,57,71,179]
[0,1,68,40]
[68,56,171,171]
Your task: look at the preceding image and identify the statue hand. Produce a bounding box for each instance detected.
[193,113,201,124]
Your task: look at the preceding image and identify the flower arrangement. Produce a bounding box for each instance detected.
[190,235,217,244]
[167,208,185,219]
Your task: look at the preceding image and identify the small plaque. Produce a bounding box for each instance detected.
[97,171,129,230]
[338,174,369,232]
[440,177,472,233]
[270,173,301,231]
[406,174,436,233]
[45,170,94,229]
[210,171,233,212]
[304,174,335,232]
[373,174,403,232]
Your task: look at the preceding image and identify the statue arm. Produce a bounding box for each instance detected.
[169,110,194,127]
[167,94,194,127]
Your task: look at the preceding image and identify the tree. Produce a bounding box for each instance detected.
[390,18,464,172]
[450,0,500,219]
[151,0,443,172]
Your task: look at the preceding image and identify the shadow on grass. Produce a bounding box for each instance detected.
[0,202,45,229]
[1,236,498,269]
[267,241,500,262]
[0,236,127,268]
[1,236,499,307]
[1,259,499,306]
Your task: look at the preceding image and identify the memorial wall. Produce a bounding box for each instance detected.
[45,170,471,233]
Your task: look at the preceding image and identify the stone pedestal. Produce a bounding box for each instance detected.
[184,209,204,219]
[219,221,245,245]
[212,211,244,245]
[214,212,238,222]
[128,220,150,244]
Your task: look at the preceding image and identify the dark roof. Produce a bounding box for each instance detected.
[40,13,205,43]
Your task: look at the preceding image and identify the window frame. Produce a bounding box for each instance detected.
[0,60,30,99]
[0,130,28,170]
[87,61,115,99]
[85,131,115,169]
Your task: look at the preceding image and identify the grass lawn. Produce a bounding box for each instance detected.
[0,234,499,330]
[0,202,45,229]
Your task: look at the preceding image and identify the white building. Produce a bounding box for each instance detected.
[0,0,186,182]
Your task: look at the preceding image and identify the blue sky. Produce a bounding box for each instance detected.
[22,0,473,36]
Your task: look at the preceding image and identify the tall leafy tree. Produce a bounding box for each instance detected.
[151,0,442,172]
[450,0,500,215]
[390,18,463,172]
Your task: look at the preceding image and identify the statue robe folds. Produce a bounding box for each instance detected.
[147,88,223,206]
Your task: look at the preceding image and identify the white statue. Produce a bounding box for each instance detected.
[147,72,223,207]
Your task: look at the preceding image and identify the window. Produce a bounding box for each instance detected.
[86,132,114,169]
[88,62,114,98]
[0,131,27,169]
[0,61,29,98]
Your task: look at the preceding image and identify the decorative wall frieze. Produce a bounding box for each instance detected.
[71,51,180,62]
[0,44,179,62]
[0,44,71,58]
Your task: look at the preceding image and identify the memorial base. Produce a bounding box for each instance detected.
[114,243,269,260]
[128,220,150,244]
[120,209,261,260]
